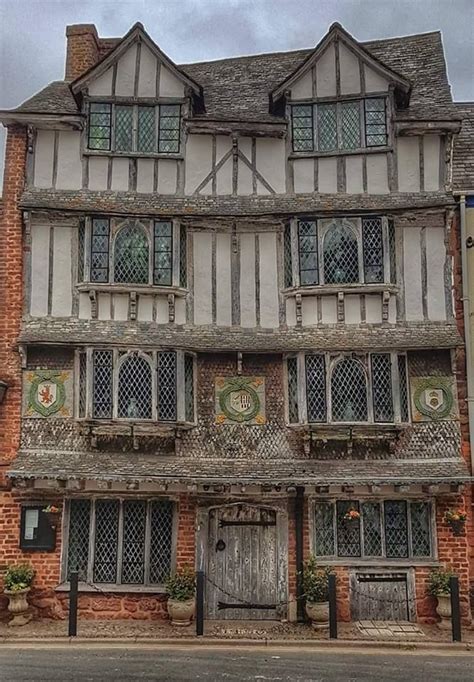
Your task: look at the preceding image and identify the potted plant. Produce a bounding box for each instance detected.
[301,555,333,629]
[42,504,61,530]
[444,508,467,536]
[3,563,35,626]
[428,567,455,629]
[166,566,196,626]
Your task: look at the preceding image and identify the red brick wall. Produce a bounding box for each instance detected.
[65,25,100,81]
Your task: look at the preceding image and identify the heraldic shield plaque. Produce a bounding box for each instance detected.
[215,377,266,425]
[23,370,73,418]
[411,376,457,422]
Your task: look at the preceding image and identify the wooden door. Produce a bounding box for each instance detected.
[351,572,410,621]
[206,504,279,620]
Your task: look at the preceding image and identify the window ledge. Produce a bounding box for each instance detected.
[289,146,392,159]
[77,283,188,297]
[312,559,440,568]
[288,423,408,441]
[83,150,183,160]
[78,420,196,437]
[55,582,167,594]
[283,284,398,297]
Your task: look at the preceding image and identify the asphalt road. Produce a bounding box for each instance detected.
[0,646,472,681]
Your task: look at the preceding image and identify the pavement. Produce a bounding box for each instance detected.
[0,646,473,681]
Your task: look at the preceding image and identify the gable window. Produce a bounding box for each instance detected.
[291,97,387,153]
[285,216,394,288]
[87,103,181,154]
[77,349,195,423]
[286,352,409,425]
[79,217,186,288]
[313,499,433,559]
[65,498,175,586]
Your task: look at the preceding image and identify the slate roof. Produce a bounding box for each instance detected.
[453,103,474,191]
[8,451,471,485]
[6,30,457,123]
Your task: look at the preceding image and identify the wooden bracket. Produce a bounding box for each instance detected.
[295,293,303,327]
[337,291,345,323]
[168,293,175,323]
[89,290,97,319]
[382,290,390,322]
[129,291,137,321]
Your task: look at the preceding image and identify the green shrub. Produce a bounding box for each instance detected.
[301,554,332,603]
[4,564,35,592]
[427,567,456,597]
[166,566,196,601]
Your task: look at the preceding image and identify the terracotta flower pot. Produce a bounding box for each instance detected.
[167,597,195,626]
[435,593,452,630]
[4,587,32,627]
[305,600,329,629]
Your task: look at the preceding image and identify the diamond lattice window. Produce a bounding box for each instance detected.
[78,351,87,419]
[67,500,91,580]
[158,352,177,421]
[92,350,113,418]
[362,217,384,283]
[284,224,293,288]
[314,503,335,556]
[361,502,382,556]
[93,500,119,583]
[184,353,195,422]
[78,220,85,282]
[286,357,299,424]
[118,354,153,419]
[179,225,187,288]
[292,104,314,152]
[318,104,337,151]
[115,105,134,152]
[138,106,156,153]
[410,502,431,557]
[388,219,396,284]
[384,500,409,558]
[158,105,181,153]
[114,224,149,284]
[336,501,361,557]
[323,221,359,284]
[398,355,409,422]
[298,221,318,286]
[331,357,368,422]
[90,218,110,283]
[365,98,387,147]
[371,353,394,422]
[149,501,174,584]
[121,500,147,584]
[88,103,112,150]
[153,222,173,285]
[306,354,326,422]
[341,101,361,150]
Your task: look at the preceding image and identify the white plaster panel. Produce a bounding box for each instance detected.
[316,43,336,97]
[345,156,364,194]
[258,233,280,328]
[318,157,338,193]
[302,296,318,326]
[159,65,185,97]
[78,292,91,319]
[113,294,129,321]
[216,156,233,195]
[423,135,441,191]
[216,233,232,326]
[256,179,271,195]
[88,68,113,96]
[240,233,256,328]
[88,157,109,190]
[239,137,252,159]
[397,137,420,192]
[56,131,82,189]
[364,64,389,92]
[111,158,130,191]
[34,130,54,188]
[137,295,154,321]
[51,227,73,317]
[115,43,137,96]
[366,154,389,194]
[238,159,253,195]
[185,136,213,194]
[216,136,232,164]
[294,158,314,193]
[156,296,169,323]
[30,224,50,317]
[321,296,337,323]
[291,70,313,99]
[98,293,111,320]
[388,295,397,324]
[403,227,423,320]
[157,159,178,194]
[286,297,297,327]
[344,294,361,324]
[426,227,447,320]
[193,232,213,325]
[199,179,212,196]
[365,294,382,323]
[138,44,157,97]
[175,296,186,324]
[339,42,361,95]
[256,138,285,193]
[137,158,154,193]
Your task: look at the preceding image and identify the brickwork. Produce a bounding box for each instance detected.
[65,25,100,81]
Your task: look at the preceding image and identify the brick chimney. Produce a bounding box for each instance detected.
[65,24,100,81]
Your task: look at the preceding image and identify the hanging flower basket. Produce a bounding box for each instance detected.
[343,509,360,526]
[42,505,61,530]
[444,509,467,536]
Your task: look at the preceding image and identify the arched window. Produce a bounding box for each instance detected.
[114,224,149,284]
[118,354,152,419]
[323,221,359,284]
[331,357,368,422]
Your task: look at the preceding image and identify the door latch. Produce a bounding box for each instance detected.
[216,539,226,552]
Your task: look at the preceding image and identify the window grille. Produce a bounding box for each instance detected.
[298,220,318,286]
[384,500,408,558]
[305,354,326,422]
[78,220,85,282]
[93,499,120,583]
[410,502,431,557]
[118,354,153,419]
[388,219,396,284]
[361,502,382,556]
[336,501,361,557]
[153,222,173,286]
[158,104,181,153]
[184,353,195,422]
[286,357,299,424]
[323,221,359,284]
[67,500,91,580]
[158,352,177,421]
[331,357,368,422]
[362,217,384,283]
[371,354,394,422]
[318,103,337,152]
[398,355,409,422]
[314,502,335,556]
[121,500,147,584]
[92,350,113,418]
[88,103,112,150]
[284,224,293,288]
[78,351,87,419]
[149,501,174,584]
[90,218,110,283]
[115,105,134,152]
[114,224,149,284]
[179,225,187,288]
[137,106,156,153]
[341,101,361,150]
[365,98,387,147]
[291,104,314,152]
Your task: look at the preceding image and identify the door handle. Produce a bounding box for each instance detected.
[216,539,226,552]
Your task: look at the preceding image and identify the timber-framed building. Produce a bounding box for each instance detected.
[0,22,472,624]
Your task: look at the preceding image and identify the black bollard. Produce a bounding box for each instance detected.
[449,575,461,642]
[196,570,204,636]
[68,571,79,637]
[328,573,337,639]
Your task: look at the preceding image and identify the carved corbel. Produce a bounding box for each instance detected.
[168,293,175,322]
[237,351,243,375]
[26,126,35,154]
[129,291,137,321]
[18,344,27,369]
[382,290,390,322]
[295,293,303,327]
[88,290,97,319]
[337,291,345,323]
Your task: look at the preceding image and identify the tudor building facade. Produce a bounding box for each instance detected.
[0,22,472,624]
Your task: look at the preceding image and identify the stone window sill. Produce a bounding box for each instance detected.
[288,423,408,440]
[289,146,392,160]
[84,150,183,161]
[283,284,398,297]
[78,420,196,436]
[55,582,167,594]
[313,559,440,568]
[77,283,188,297]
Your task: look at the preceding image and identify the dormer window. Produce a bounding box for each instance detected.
[291,97,387,153]
[88,103,181,154]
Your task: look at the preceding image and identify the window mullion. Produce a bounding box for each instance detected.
[297,353,308,424]
[172,219,180,287]
[132,105,138,152]
[382,217,390,284]
[111,103,116,151]
[360,503,366,558]
[317,221,324,285]
[176,350,185,422]
[116,500,124,585]
[336,102,342,150]
[86,347,93,418]
[290,219,300,287]
[360,99,365,148]
[144,501,152,585]
[327,353,332,423]
[112,349,119,419]
[152,351,158,420]
[357,218,364,284]
[391,353,401,423]
[367,355,374,423]
[87,499,96,584]
[313,103,318,152]
[84,217,91,282]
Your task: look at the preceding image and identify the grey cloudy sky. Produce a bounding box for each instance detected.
[1,0,473,186]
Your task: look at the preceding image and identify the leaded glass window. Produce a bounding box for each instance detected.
[291,104,314,152]
[331,357,368,422]
[118,354,153,419]
[284,224,293,288]
[398,354,409,422]
[388,219,396,284]
[362,217,384,283]
[314,502,335,556]
[158,352,177,421]
[121,500,147,584]
[78,351,87,419]
[371,353,394,422]
[154,222,173,285]
[114,224,149,284]
[410,502,431,557]
[158,104,181,153]
[90,218,110,283]
[336,501,361,557]
[286,357,299,424]
[94,499,120,583]
[384,500,408,558]
[179,225,187,288]
[341,101,361,150]
[323,222,359,284]
[138,106,156,153]
[149,501,174,584]
[298,220,318,285]
[306,354,326,422]
[88,103,112,150]
[318,103,337,152]
[78,220,85,282]
[361,502,382,556]
[115,105,134,152]
[184,353,195,423]
[92,350,113,418]
[67,500,91,580]
[365,98,387,147]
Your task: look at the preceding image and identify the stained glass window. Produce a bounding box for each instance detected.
[118,354,153,419]
[331,357,368,422]
[362,217,384,283]
[365,98,387,147]
[115,105,134,152]
[298,220,318,285]
[306,354,326,422]
[114,224,149,284]
[88,103,112,150]
[153,221,173,285]
[323,221,359,284]
[90,218,110,283]
[158,104,181,153]
[292,104,314,152]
